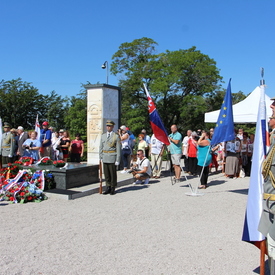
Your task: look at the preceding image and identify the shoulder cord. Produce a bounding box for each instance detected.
[262,145,275,189]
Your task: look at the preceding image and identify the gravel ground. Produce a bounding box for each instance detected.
[0,172,264,275]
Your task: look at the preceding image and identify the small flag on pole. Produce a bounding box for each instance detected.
[210,79,235,145]
[242,85,268,247]
[143,84,170,145]
[35,114,41,141]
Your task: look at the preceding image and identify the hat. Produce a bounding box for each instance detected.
[42,121,49,126]
[59,129,65,132]
[3,122,11,128]
[271,97,275,101]
[17,126,24,131]
[120,125,127,131]
[106,120,115,126]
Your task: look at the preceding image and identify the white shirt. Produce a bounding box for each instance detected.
[150,134,163,155]
[137,157,152,176]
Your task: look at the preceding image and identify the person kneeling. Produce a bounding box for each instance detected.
[130,150,151,185]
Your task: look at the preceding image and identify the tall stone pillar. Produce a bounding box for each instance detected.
[84,84,121,164]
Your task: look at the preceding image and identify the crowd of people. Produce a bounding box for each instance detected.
[1,119,255,194]
[99,120,255,195]
[0,121,84,165]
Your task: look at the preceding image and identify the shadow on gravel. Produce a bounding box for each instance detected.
[209,180,226,187]
[229,188,248,195]
[117,185,149,194]
[253,259,269,274]
[0,202,9,206]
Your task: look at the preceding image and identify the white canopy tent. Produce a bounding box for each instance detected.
[204,86,272,123]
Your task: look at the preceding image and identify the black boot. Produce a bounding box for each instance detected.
[110,187,116,195]
[103,186,111,195]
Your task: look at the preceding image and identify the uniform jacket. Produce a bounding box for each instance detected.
[259,143,275,239]
[99,132,121,163]
[1,131,15,157]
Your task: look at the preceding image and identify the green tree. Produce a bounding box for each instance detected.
[44,91,70,131]
[64,89,87,137]
[111,37,222,135]
[0,78,45,129]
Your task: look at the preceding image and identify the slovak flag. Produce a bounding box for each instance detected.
[35,114,41,141]
[143,84,170,145]
[242,85,268,248]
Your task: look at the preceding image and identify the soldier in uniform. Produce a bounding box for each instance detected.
[99,120,121,195]
[1,122,15,164]
[259,116,275,267]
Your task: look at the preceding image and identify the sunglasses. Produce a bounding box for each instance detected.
[136,153,141,156]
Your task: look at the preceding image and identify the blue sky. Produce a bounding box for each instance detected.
[1,0,275,98]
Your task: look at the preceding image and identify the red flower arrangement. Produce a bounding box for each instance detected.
[15,156,34,166]
[53,160,66,167]
[38,157,53,166]
[0,163,20,179]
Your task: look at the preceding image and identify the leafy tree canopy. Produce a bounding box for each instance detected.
[111,37,225,135]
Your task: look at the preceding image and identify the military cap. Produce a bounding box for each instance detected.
[106,120,115,126]
[3,122,11,128]
[271,97,275,101]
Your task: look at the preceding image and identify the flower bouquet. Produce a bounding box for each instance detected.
[0,163,21,179]
[15,156,34,166]
[37,157,53,166]
[53,160,66,168]
[0,169,49,203]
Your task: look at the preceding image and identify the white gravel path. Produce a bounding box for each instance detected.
[0,172,263,275]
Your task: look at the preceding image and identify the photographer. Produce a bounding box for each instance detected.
[131,149,151,185]
[22,131,41,161]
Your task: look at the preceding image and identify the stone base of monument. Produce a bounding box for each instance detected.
[44,167,135,200]
[50,163,99,190]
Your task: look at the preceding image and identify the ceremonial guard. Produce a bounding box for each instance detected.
[259,116,275,268]
[99,120,121,195]
[1,122,15,164]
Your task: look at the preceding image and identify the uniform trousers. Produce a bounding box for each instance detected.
[2,156,13,165]
[103,162,117,187]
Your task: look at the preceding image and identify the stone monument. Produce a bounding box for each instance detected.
[84,83,121,164]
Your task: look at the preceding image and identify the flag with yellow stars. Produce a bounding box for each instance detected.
[210,79,235,145]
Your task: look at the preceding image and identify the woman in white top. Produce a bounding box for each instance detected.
[119,125,131,173]
[51,131,61,160]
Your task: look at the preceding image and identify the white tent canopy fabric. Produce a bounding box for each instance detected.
[204,86,272,123]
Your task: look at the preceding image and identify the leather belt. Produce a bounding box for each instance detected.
[103,150,116,153]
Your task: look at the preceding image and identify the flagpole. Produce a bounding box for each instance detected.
[185,147,210,196]
[260,240,266,275]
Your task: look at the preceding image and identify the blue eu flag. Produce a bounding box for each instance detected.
[211,79,235,145]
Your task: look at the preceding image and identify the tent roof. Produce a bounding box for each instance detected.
[204,86,272,123]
